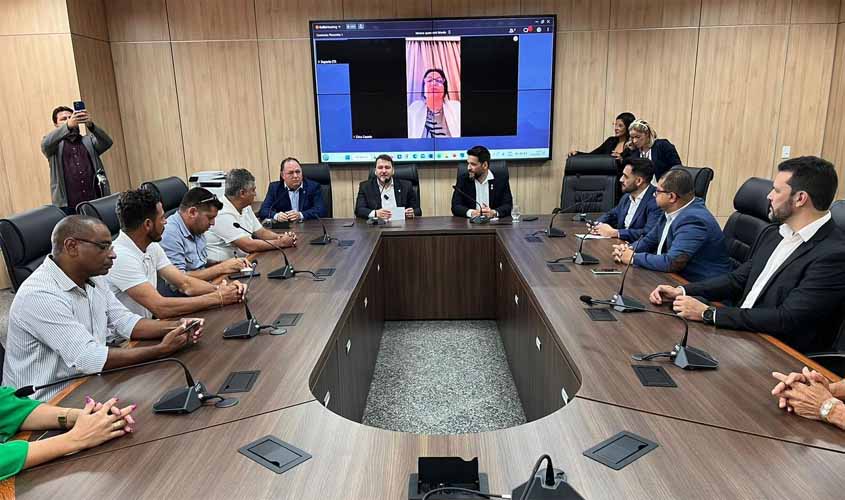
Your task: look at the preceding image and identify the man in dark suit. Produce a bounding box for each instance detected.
[258,157,327,222]
[650,156,845,353]
[355,154,421,220]
[612,169,731,282]
[592,158,662,242]
[451,145,512,219]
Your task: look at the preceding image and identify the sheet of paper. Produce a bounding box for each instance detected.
[389,207,406,222]
[575,233,611,240]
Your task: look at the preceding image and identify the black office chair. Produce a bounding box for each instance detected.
[454,160,509,180]
[830,200,845,230]
[559,155,617,213]
[140,177,188,218]
[0,205,66,291]
[77,193,121,238]
[301,163,333,218]
[670,165,715,202]
[722,177,773,269]
[369,164,421,203]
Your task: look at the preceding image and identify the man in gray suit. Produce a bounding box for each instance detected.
[41,105,113,214]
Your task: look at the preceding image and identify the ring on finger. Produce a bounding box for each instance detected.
[112,419,126,430]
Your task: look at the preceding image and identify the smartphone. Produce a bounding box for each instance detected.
[73,100,86,111]
[591,268,622,275]
[184,319,202,332]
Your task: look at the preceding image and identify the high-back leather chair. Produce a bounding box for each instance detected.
[77,193,121,238]
[670,165,715,202]
[454,160,509,182]
[722,177,773,269]
[140,177,188,218]
[301,163,332,218]
[560,155,617,213]
[369,163,420,203]
[830,200,845,230]
[0,205,66,291]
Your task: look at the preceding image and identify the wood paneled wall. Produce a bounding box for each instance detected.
[100,0,845,220]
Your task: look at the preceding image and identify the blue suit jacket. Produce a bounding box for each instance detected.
[633,198,731,282]
[258,178,326,221]
[596,185,662,242]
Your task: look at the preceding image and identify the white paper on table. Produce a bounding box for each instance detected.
[575,233,610,240]
[389,207,406,222]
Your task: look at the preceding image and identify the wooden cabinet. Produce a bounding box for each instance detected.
[312,342,342,416]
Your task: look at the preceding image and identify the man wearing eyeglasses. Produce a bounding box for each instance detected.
[355,154,421,220]
[2,216,204,401]
[611,168,730,282]
[160,187,250,289]
[257,157,327,223]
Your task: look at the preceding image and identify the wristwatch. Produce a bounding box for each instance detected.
[820,397,841,422]
[701,306,717,325]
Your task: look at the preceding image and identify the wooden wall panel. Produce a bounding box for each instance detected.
[417,165,436,216]
[431,0,520,17]
[773,24,836,168]
[259,40,319,172]
[172,41,270,195]
[342,0,431,19]
[606,28,698,161]
[0,141,14,217]
[700,0,792,26]
[521,0,610,30]
[396,0,433,18]
[790,0,840,23]
[112,43,186,187]
[256,0,343,38]
[688,26,789,216]
[610,0,701,29]
[105,0,169,42]
[0,34,79,213]
[72,35,131,192]
[67,0,109,40]
[822,23,845,197]
[331,168,354,218]
[433,165,459,216]
[0,0,69,36]
[167,0,257,40]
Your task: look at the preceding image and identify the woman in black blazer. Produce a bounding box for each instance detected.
[624,119,682,181]
[568,112,636,158]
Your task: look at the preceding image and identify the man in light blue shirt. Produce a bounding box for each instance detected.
[160,187,250,288]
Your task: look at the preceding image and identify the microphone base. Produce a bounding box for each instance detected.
[153,382,208,414]
[571,212,588,222]
[469,215,490,224]
[268,265,296,280]
[572,252,599,265]
[223,318,260,339]
[674,344,719,370]
[545,227,566,238]
[309,234,331,245]
[612,294,645,312]
[511,469,584,499]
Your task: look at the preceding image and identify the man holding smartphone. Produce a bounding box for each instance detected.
[41,102,113,214]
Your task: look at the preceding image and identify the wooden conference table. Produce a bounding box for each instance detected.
[8,216,845,499]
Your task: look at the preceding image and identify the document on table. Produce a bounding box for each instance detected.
[389,207,405,222]
[576,234,611,240]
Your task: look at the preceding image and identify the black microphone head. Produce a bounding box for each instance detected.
[233,222,242,229]
[13,386,35,398]
[579,295,594,305]
[552,207,561,214]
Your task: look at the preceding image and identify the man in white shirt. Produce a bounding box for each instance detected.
[354,154,421,220]
[109,188,245,319]
[450,145,513,219]
[205,168,296,263]
[649,156,845,353]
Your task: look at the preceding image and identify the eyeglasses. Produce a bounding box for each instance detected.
[197,194,219,205]
[73,238,113,252]
[653,189,674,197]
[424,78,445,85]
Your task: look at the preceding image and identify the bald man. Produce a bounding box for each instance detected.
[2,216,203,401]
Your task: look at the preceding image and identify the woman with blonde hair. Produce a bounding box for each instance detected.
[625,119,681,181]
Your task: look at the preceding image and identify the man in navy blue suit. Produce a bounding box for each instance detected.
[612,169,731,282]
[258,157,327,222]
[591,158,662,242]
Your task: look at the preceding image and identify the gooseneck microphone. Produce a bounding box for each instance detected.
[14,357,237,413]
[223,260,272,339]
[611,237,645,311]
[540,194,596,239]
[309,215,334,245]
[580,295,718,370]
[232,222,323,281]
[451,184,490,224]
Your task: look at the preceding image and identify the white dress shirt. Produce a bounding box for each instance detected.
[623,188,646,228]
[287,183,301,218]
[656,198,695,255]
[369,179,396,219]
[740,212,831,308]
[206,195,263,262]
[108,231,172,319]
[467,169,494,218]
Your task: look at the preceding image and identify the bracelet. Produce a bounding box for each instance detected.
[217,290,224,308]
[58,409,70,430]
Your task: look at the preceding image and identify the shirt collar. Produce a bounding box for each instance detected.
[779,211,831,242]
[666,197,695,221]
[284,182,302,193]
[476,168,494,185]
[222,194,241,215]
[115,230,149,258]
[170,212,193,240]
[630,186,648,203]
[44,255,94,292]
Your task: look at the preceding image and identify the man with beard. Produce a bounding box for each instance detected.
[591,158,662,242]
[649,156,845,353]
[451,145,512,219]
[2,216,204,401]
[108,188,245,319]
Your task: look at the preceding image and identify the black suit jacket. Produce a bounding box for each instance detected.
[684,219,845,353]
[622,138,682,180]
[451,171,513,218]
[355,178,421,219]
